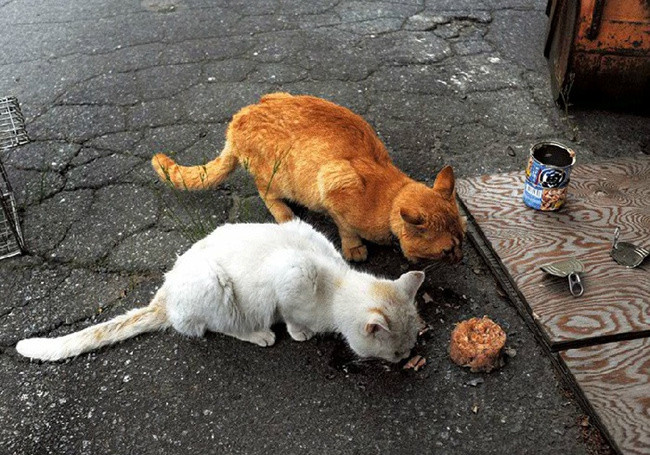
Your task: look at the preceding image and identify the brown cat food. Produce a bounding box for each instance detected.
[449,316,506,373]
[152,93,466,263]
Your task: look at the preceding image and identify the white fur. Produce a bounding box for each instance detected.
[16,305,169,361]
[16,220,424,362]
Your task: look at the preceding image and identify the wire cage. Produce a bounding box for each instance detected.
[0,163,24,259]
[0,96,29,259]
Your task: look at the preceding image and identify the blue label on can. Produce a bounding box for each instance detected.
[523,180,569,211]
[526,158,570,188]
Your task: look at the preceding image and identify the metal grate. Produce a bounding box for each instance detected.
[0,163,24,259]
[0,96,28,259]
[0,97,29,149]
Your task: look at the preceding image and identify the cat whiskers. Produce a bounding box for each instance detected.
[420,261,441,274]
[345,357,406,370]
[346,358,377,365]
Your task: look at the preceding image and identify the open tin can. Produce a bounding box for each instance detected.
[523,141,576,211]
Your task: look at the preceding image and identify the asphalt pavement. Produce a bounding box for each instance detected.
[1,1,648,454]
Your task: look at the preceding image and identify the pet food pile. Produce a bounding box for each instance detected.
[449,316,506,373]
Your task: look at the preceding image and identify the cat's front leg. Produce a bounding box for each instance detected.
[228,330,276,347]
[329,213,367,261]
[286,322,315,342]
[317,161,368,261]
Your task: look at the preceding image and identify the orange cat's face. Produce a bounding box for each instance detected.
[395,167,466,263]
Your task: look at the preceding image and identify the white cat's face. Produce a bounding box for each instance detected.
[345,271,424,363]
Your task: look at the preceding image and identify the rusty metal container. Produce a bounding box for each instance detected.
[545,0,650,106]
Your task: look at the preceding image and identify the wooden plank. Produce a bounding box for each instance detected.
[457,157,650,348]
[461,206,648,455]
[560,338,650,455]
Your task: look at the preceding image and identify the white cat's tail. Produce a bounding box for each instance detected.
[16,298,170,362]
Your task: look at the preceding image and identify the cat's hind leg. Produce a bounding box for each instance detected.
[173,320,207,338]
[254,178,295,223]
[228,330,276,347]
[263,195,294,223]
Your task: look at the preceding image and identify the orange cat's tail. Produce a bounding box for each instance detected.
[151,144,238,190]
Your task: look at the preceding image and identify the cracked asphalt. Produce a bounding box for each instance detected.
[1,1,648,454]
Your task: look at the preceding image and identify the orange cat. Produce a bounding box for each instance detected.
[152,93,466,262]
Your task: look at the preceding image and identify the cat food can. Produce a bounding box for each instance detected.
[523,141,576,211]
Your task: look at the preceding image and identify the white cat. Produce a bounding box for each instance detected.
[16,220,425,363]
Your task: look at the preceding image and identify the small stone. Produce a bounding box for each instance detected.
[405,14,450,31]
[418,324,432,337]
[507,146,516,157]
[434,24,460,39]
[466,377,484,387]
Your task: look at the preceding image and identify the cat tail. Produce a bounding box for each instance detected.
[16,298,170,362]
[151,142,238,190]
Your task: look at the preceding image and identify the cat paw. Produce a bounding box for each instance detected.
[287,324,315,342]
[343,244,368,262]
[248,330,276,347]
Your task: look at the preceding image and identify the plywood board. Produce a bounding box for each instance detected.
[457,157,649,349]
[560,338,650,455]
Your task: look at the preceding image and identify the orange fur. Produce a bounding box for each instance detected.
[370,283,397,302]
[152,93,465,262]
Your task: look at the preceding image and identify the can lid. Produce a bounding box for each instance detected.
[540,257,584,277]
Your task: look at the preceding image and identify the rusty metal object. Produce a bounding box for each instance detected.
[545,0,650,106]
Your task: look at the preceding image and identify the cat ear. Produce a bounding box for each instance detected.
[433,166,456,199]
[396,271,425,302]
[400,207,425,227]
[364,312,390,336]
